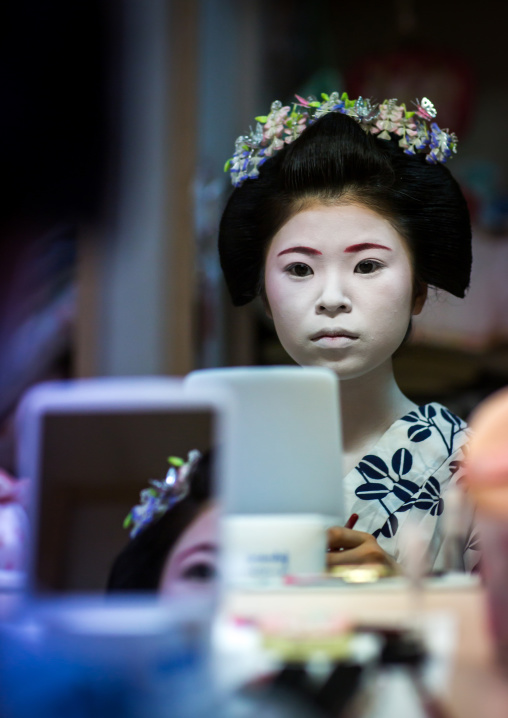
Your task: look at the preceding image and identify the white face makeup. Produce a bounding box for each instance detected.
[158,504,219,597]
[264,203,425,381]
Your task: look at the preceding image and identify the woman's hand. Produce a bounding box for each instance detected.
[327,526,397,571]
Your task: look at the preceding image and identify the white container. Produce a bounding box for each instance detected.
[222,513,334,586]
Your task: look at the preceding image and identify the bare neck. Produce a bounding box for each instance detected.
[339,360,417,475]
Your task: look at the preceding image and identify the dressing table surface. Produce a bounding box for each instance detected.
[223,578,508,718]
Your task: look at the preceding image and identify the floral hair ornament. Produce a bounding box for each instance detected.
[224,92,459,187]
[123,450,202,538]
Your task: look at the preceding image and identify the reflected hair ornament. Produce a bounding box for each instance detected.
[225,92,458,187]
[124,450,202,538]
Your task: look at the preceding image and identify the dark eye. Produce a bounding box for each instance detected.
[287,263,313,277]
[181,562,216,582]
[355,260,382,275]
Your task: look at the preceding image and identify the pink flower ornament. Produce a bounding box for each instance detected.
[263,101,290,140]
[371,100,405,140]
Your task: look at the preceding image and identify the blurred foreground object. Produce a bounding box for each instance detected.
[185,367,343,587]
[0,597,215,718]
[466,387,508,664]
[0,470,29,587]
[0,494,28,572]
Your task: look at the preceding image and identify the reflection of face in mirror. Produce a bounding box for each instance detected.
[158,504,219,597]
[219,108,478,574]
[29,406,217,594]
[107,452,219,595]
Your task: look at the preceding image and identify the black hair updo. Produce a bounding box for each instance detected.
[219,111,472,306]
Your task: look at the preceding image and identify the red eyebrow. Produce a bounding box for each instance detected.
[277,246,322,257]
[344,243,391,253]
[174,542,217,565]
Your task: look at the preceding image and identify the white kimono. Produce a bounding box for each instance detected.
[344,403,479,572]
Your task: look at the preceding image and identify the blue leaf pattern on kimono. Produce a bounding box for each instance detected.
[449,460,461,476]
[391,448,412,476]
[441,407,457,426]
[379,514,399,538]
[355,483,391,501]
[421,404,436,419]
[357,455,390,480]
[400,412,419,424]
[393,479,419,502]
[348,403,472,568]
[396,500,416,512]
[408,424,432,442]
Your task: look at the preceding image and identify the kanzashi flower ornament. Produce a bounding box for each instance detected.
[225,92,458,187]
[124,450,202,538]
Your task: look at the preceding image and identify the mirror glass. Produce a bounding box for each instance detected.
[33,408,217,595]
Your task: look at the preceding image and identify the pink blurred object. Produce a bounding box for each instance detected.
[0,503,28,571]
[466,387,508,665]
[0,471,30,508]
[466,388,508,517]
[0,470,30,572]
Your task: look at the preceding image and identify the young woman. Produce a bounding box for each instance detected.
[219,94,478,572]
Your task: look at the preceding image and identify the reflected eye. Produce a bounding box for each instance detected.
[181,562,216,582]
[355,260,383,275]
[286,263,313,277]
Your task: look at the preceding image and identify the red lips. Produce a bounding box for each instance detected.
[310,329,358,341]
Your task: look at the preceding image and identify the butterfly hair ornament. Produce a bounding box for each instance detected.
[123,450,202,538]
[225,92,459,187]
